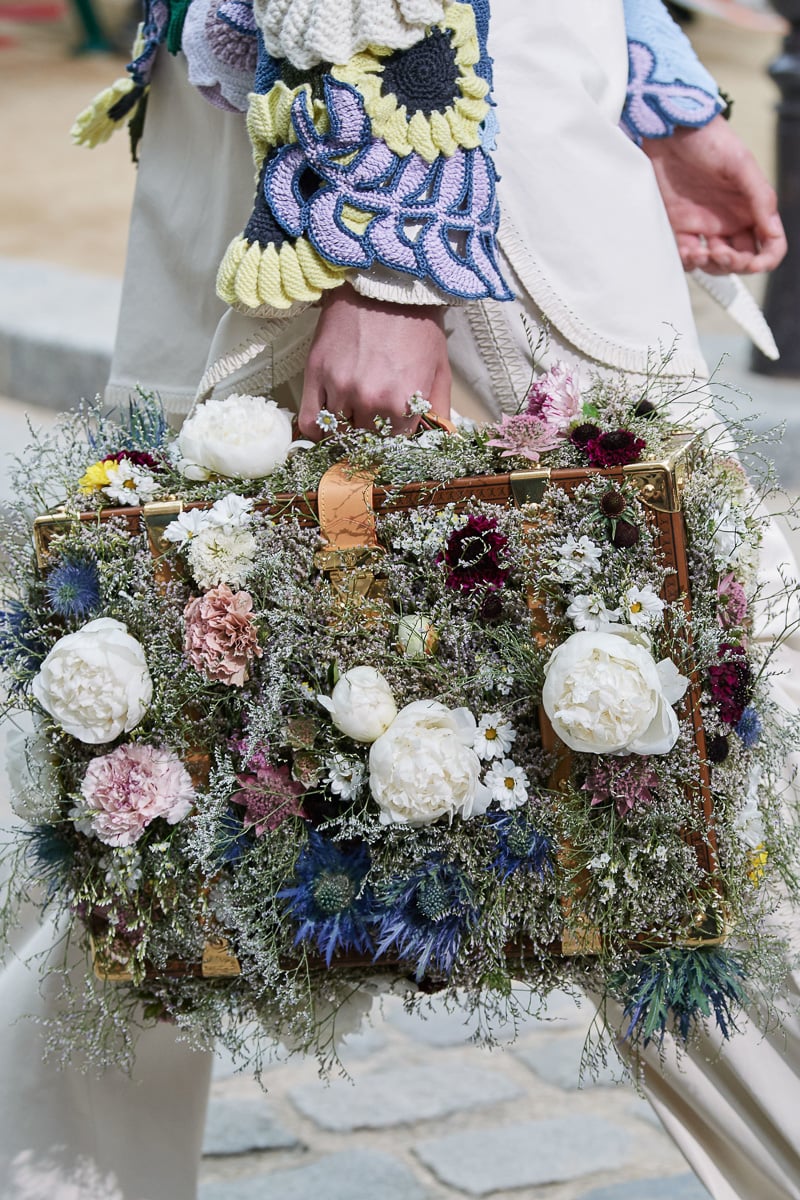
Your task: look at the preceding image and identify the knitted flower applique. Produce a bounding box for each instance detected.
[332,1,489,162]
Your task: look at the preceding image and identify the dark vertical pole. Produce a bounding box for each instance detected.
[753,2,800,374]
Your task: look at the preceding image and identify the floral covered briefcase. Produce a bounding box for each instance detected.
[2,364,795,1071]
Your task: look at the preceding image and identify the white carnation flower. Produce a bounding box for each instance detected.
[622,585,665,628]
[565,594,621,632]
[185,525,258,590]
[542,629,689,756]
[484,758,529,810]
[474,712,517,760]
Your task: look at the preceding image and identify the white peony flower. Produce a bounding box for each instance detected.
[4,715,62,823]
[473,712,517,760]
[178,394,295,479]
[32,618,153,745]
[565,594,621,632]
[484,758,529,810]
[542,630,689,756]
[622,585,665,628]
[185,525,258,591]
[555,534,603,583]
[318,666,398,743]
[369,700,489,826]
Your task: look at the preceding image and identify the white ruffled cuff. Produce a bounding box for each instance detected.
[254,0,447,69]
[350,267,460,307]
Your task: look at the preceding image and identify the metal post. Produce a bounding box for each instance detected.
[752,1,800,375]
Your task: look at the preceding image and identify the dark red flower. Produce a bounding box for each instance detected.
[104,450,163,472]
[612,520,640,549]
[569,423,601,449]
[440,514,510,594]
[634,399,657,418]
[706,735,730,764]
[708,644,752,726]
[586,430,646,468]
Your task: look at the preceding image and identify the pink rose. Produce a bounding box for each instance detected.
[78,744,195,847]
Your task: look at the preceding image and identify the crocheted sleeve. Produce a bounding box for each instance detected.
[622,0,724,143]
[216,0,513,317]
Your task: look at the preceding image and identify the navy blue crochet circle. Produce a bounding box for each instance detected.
[379,28,460,118]
[244,158,291,248]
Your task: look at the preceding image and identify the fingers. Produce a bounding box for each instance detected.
[427,360,453,420]
[677,233,709,272]
[297,366,327,442]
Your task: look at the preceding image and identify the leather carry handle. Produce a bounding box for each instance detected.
[317,461,380,550]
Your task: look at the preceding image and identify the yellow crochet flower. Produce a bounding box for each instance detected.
[247,83,330,166]
[331,2,489,163]
[217,234,347,313]
[79,460,115,493]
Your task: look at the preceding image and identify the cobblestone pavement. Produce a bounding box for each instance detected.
[195,990,713,1200]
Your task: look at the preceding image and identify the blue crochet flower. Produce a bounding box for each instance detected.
[374,857,478,981]
[279,831,374,967]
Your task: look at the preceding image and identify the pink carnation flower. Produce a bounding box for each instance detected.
[80,743,196,847]
[184,585,262,687]
[717,573,748,629]
[525,362,582,429]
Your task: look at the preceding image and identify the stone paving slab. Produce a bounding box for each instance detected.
[289,1061,523,1131]
[413,1116,632,1196]
[580,1173,712,1199]
[199,1149,431,1200]
[515,1033,623,1091]
[201,1096,301,1156]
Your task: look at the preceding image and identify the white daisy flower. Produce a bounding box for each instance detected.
[565,593,621,631]
[474,712,517,760]
[162,507,210,546]
[622,585,665,627]
[102,460,159,507]
[326,756,365,802]
[316,409,339,434]
[556,534,603,583]
[484,758,529,810]
[208,493,254,531]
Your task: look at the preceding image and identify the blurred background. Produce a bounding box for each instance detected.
[0,7,798,1200]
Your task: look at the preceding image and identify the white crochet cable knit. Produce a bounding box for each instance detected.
[254,0,447,69]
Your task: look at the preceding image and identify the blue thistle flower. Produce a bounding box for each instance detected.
[614,947,747,1048]
[735,706,762,749]
[0,602,48,678]
[489,811,553,881]
[216,806,251,865]
[46,559,101,620]
[374,858,479,981]
[278,831,374,967]
[25,825,74,901]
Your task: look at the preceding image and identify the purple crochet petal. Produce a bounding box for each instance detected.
[418,221,486,298]
[308,191,372,267]
[365,214,419,273]
[348,141,397,187]
[624,40,720,140]
[324,79,371,148]
[264,146,307,236]
[217,0,256,33]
